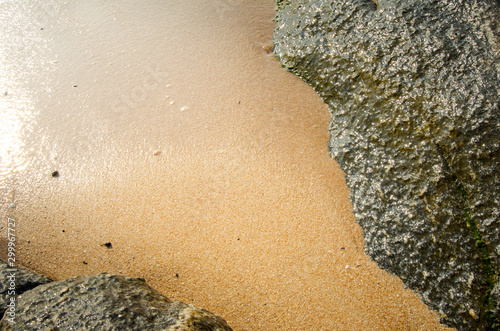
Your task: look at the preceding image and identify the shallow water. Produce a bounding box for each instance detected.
[0,0,451,329]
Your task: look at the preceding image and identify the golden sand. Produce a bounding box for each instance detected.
[0,0,452,329]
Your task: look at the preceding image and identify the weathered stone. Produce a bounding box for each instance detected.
[0,273,232,331]
[0,261,52,319]
[492,281,500,323]
[273,0,499,329]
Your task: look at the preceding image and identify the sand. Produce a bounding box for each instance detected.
[0,0,452,329]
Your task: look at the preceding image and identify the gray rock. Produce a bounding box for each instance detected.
[0,273,232,331]
[0,261,52,319]
[273,0,499,329]
[492,281,500,322]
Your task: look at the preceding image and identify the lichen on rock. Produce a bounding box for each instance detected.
[273,0,500,329]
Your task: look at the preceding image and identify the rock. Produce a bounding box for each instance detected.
[0,272,232,330]
[273,0,499,329]
[491,282,500,325]
[0,261,52,319]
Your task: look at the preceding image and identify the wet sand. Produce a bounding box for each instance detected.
[0,0,452,329]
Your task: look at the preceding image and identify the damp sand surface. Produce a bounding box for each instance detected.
[0,0,452,330]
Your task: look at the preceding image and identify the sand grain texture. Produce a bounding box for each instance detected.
[0,0,451,330]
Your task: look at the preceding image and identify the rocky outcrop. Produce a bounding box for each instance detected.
[0,262,51,319]
[273,0,499,329]
[0,269,232,330]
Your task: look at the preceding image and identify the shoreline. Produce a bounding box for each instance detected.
[1,0,451,329]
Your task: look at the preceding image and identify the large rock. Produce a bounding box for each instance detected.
[273,0,499,329]
[0,261,52,319]
[0,273,232,331]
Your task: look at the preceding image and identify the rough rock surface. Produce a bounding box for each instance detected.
[493,283,500,322]
[0,261,52,318]
[0,273,232,331]
[273,0,499,329]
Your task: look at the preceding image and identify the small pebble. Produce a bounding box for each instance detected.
[73,85,77,88]
[83,261,88,265]
[153,150,161,156]
[175,273,179,278]
[8,203,16,209]
[103,242,113,249]
[52,171,59,177]
[169,100,175,105]
[262,44,273,54]
[345,265,350,269]
[180,106,189,112]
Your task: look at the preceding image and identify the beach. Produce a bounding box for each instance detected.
[0,0,451,329]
